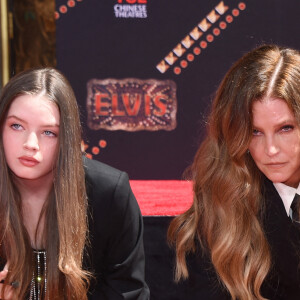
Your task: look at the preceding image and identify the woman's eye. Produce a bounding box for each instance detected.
[11,123,22,130]
[252,129,261,136]
[281,125,294,132]
[44,130,57,137]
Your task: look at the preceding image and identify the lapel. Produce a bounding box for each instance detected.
[262,177,300,286]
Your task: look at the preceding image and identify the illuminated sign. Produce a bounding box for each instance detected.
[87,78,177,131]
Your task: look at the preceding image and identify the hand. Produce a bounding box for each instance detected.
[0,264,15,300]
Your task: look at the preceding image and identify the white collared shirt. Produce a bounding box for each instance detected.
[273,182,300,216]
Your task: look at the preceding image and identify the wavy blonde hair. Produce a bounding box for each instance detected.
[0,68,90,299]
[168,45,300,300]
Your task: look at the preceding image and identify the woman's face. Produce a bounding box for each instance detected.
[2,94,60,183]
[249,97,300,188]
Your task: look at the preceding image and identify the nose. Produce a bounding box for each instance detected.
[265,135,279,156]
[23,132,39,151]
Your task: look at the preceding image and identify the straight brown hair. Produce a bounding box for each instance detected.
[0,68,90,299]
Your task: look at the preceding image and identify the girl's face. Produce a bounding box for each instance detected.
[2,94,60,183]
[249,97,300,188]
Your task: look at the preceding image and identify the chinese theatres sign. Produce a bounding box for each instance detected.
[87,78,177,131]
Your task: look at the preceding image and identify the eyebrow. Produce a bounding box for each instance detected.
[253,119,295,128]
[6,115,60,127]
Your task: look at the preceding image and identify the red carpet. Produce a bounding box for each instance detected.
[130,180,193,216]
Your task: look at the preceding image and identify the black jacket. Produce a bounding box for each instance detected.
[84,157,150,299]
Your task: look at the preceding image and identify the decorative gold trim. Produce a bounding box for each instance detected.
[1,0,10,87]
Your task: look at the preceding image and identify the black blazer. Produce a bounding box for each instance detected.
[178,178,300,300]
[261,177,300,299]
[83,157,150,299]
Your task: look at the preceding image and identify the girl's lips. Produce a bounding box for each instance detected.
[19,156,39,167]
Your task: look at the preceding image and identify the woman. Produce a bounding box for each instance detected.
[168,44,300,299]
[0,68,149,299]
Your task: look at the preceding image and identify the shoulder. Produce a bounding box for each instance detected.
[84,157,143,264]
[261,177,277,197]
[83,156,140,225]
[261,177,286,214]
[84,156,126,185]
[84,156,130,200]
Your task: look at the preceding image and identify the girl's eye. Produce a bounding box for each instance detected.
[11,123,22,130]
[44,130,57,137]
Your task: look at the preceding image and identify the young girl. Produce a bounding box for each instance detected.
[168,45,300,300]
[0,68,149,299]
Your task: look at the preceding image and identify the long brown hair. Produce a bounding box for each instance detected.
[168,45,300,300]
[0,68,90,299]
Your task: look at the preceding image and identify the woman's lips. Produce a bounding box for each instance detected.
[265,162,286,169]
[19,156,39,167]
